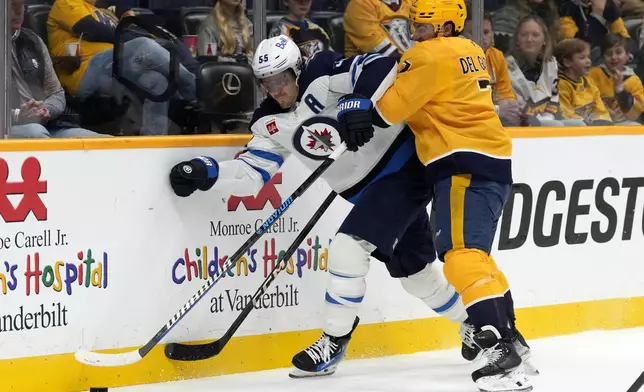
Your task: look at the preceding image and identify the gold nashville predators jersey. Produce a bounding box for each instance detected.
[486,46,516,102]
[344,0,412,57]
[48,0,117,94]
[374,36,512,184]
[590,66,644,122]
[558,73,612,124]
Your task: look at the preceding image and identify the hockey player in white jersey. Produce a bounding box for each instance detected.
[169,35,468,378]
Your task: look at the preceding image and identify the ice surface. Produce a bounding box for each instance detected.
[113,328,644,391]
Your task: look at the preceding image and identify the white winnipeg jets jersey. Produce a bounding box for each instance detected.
[216,51,414,201]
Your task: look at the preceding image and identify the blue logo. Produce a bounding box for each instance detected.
[256,196,294,234]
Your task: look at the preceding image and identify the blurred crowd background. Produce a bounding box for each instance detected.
[6,0,644,139]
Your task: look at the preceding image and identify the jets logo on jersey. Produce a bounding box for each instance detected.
[293,117,341,160]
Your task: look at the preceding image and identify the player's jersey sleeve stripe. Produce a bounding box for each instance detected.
[246,149,285,167]
[215,131,289,196]
[350,55,363,87]
[363,53,384,66]
[349,54,381,86]
[238,157,272,184]
[348,54,397,100]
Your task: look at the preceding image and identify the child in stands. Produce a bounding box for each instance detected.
[555,38,613,125]
[590,33,644,124]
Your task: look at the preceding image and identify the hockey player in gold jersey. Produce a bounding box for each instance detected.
[344,0,413,58]
[335,0,536,391]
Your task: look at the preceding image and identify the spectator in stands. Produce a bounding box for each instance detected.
[617,0,644,37]
[618,0,639,18]
[614,0,644,52]
[506,15,586,126]
[113,0,200,75]
[560,0,634,63]
[269,0,332,59]
[555,38,614,124]
[10,0,105,139]
[591,33,644,123]
[47,0,197,136]
[493,0,560,53]
[463,13,522,125]
[620,0,644,18]
[344,0,412,59]
[197,0,253,62]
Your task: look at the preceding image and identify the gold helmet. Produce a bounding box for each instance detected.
[409,0,467,34]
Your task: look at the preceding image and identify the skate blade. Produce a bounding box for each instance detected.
[477,379,533,392]
[478,387,533,392]
[289,364,338,379]
[476,370,533,392]
[518,352,540,377]
[521,360,540,377]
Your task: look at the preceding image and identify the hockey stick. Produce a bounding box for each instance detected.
[74,144,347,367]
[165,190,338,361]
[627,370,644,392]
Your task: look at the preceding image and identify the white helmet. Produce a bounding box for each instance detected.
[252,35,303,80]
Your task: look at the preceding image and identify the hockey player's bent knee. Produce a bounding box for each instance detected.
[324,233,373,336]
[327,233,371,306]
[399,263,467,323]
[443,249,505,307]
[487,255,510,293]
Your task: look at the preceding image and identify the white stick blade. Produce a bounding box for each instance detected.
[74,349,142,367]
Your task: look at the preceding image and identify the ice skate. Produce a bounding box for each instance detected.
[511,329,539,376]
[472,326,532,392]
[467,324,539,377]
[289,317,359,378]
[460,319,482,361]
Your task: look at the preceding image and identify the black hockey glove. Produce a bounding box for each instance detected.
[337,93,375,152]
[169,156,219,197]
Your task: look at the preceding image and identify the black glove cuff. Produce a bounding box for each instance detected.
[189,158,219,191]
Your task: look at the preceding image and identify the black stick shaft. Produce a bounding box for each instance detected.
[165,191,338,361]
[138,144,346,359]
[627,370,644,392]
[218,191,337,349]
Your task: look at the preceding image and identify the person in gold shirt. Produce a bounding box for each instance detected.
[559,0,632,54]
[555,38,613,125]
[335,1,536,391]
[590,33,644,124]
[343,0,412,58]
[462,12,521,125]
[47,0,197,135]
